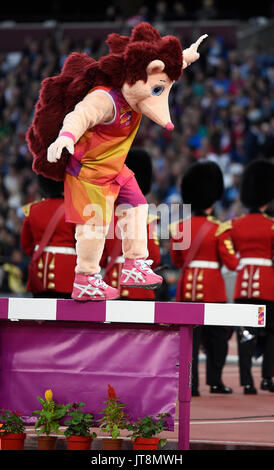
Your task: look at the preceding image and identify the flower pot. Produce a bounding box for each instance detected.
[132,437,159,450]
[66,435,93,450]
[37,435,57,450]
[102,438,123,450]
[0,432,26,450]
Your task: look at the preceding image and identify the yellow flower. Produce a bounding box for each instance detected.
[45,389,53,402]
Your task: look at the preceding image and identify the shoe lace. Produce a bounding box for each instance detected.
[88,273,108,289]
[135,259,153,273]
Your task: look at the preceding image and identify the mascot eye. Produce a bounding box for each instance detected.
[151,85,164,96]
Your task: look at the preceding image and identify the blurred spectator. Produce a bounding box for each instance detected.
[195,0,218,21]
[166,2,190,21]
[105,4,123,23]
[151,1,169,23]
[126,5,151,26]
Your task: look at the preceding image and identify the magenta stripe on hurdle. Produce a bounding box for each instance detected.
[154,302,204,325]
[0,298,9,319]
[56,299,106,322]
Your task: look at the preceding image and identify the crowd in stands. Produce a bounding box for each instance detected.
[0,7,273,294]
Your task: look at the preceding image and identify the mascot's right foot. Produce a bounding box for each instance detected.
[72,273,119,301]
[120,258,163,289]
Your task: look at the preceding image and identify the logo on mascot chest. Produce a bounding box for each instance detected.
[120,105,132,127]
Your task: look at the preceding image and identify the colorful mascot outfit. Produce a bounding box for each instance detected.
[27,22,207,301]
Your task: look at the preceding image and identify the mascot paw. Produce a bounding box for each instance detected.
[47,135,74,163]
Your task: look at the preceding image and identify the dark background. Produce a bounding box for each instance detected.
[0,1,273,23]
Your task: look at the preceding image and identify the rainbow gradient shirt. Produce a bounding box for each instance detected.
[65,86,142,185]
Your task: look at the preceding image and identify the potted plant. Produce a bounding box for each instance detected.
[64,402,97,450]
[98,384,129,450]
[32,389,72,450]
[0,409,26,450]
[127,412,170,450]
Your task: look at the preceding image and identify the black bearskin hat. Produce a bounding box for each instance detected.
[125,147,152,195]
[181,161,224,210]
[240,159,274,209]
[37,174,64,198]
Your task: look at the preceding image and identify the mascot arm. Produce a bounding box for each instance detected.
[47,91,114,163]
[182,34,208,69]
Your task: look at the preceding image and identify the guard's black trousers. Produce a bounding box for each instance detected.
[236,298,274,385]
[192,325,231,389]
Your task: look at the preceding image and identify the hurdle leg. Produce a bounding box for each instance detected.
[178,325,193,450]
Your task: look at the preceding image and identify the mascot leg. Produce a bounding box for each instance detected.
[72,224,119,301]
[117,204,162,289]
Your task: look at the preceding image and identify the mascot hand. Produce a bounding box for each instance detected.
[183,34,208,68]
[47,135,74,163]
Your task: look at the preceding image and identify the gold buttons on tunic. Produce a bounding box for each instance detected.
[49,256,55,270]
[48,282,55,289]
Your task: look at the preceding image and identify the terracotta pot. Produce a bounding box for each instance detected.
[66,435,92,450]
[37,435,57,450]
[102,438,123,450]
[0,432,26,450]
[132,437,159,450]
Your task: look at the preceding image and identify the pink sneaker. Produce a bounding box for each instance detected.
[72,273,119,301]
[120,259,162,289]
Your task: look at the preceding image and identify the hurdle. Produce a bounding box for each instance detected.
[0,298,265,450]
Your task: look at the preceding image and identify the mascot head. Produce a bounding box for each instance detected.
[101,22,183,129]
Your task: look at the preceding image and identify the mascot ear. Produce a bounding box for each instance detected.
[146,59,165,75]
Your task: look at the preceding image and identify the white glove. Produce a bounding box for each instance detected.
[183,34,208,68]
[47,135,74,163]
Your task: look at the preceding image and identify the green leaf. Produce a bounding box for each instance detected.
[159,438,167,447]
[111,424,120,439]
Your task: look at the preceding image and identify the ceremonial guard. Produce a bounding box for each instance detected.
[170,161,239,396]
[100,148,161,299]
[21,176,76,298]
[229,159,274,394]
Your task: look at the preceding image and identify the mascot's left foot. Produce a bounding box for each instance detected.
[120,259,162,289]
[72,273,120,301]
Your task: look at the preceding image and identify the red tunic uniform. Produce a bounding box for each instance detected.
[229,212,274,302]
[101,213,161,299]
[21,198,76,294]
[170,215,239,302]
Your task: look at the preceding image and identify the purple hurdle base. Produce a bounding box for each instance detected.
[0,299,265,450]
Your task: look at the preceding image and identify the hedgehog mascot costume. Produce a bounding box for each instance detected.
[27,22,207,301]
